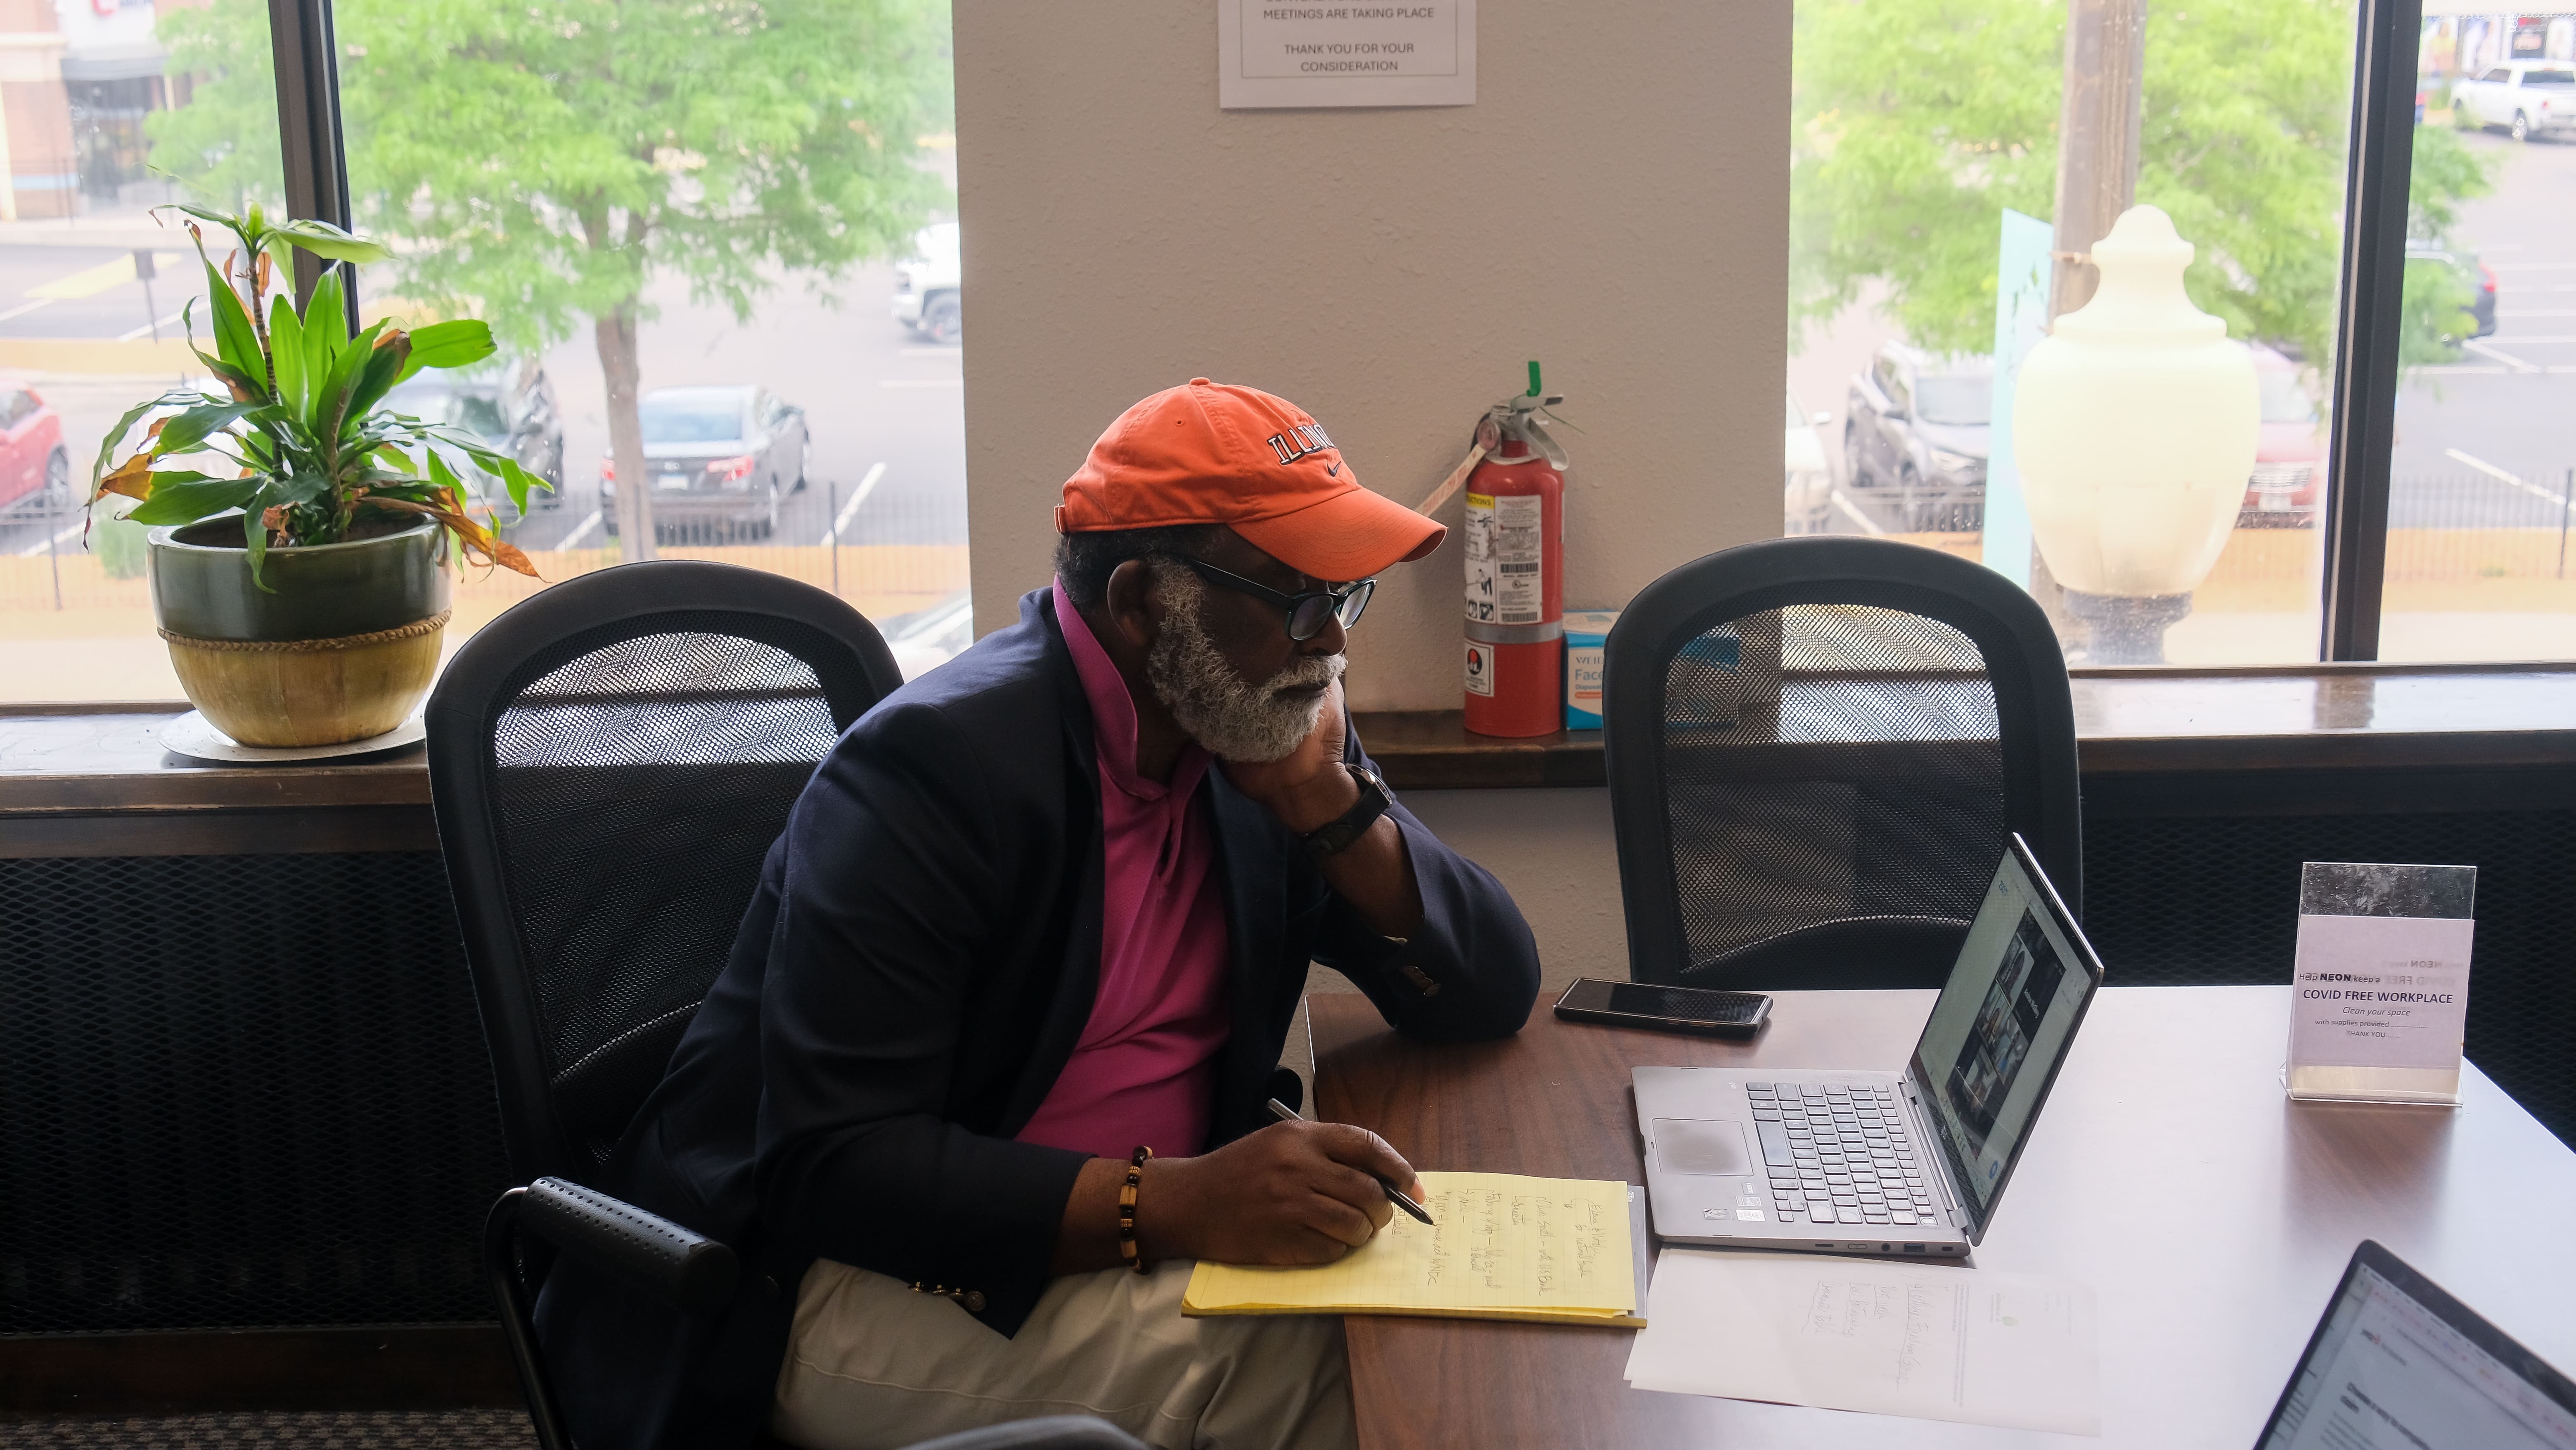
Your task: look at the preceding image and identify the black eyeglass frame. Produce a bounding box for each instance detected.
[1171,556,1376,642]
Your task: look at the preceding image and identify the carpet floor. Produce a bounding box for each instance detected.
[0,1412,536,1449]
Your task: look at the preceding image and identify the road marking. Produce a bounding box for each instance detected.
[0,297,54,325]
[821,461,888,546]
[2464,339,2540,372]
[556,508,602,550]
[1829,488,1885,537]
[25,252,181,300]
[2443,448,2571,509]
[116,310,186,343]
[881,378,963,388]
[15,517,84,556]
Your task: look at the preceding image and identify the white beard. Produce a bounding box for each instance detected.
[1144,559,1343,763]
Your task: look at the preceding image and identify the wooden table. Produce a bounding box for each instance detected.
[1310,986,2576,1448]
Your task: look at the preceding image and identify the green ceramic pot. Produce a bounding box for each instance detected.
[148,517,453,747]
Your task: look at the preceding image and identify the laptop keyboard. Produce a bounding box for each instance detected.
[1747,1082,1941,1228]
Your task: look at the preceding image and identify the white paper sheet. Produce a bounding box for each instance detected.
[2289,913,2475,1073]
[1623,1249,2101,1436]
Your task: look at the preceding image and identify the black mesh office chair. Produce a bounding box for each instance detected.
[429,562,1145,1450]
[1604,537,2080,990]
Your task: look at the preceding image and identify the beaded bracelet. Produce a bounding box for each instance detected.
[1118,1145,1154,1275]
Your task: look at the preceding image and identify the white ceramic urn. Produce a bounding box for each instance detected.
[2012,205,2259,598]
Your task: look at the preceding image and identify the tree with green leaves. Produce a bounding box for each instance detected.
[1792,0,2492,366]
[150,0,954,561]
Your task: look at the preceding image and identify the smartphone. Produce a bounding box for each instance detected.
[1552,979,1772,1038]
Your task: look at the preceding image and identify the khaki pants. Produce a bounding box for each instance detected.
[772,1258,1357,1450]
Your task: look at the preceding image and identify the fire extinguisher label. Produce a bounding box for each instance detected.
[1464,491,1545,626]
[1463,641,1494,697]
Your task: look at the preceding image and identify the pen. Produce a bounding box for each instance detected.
[1265,1097,1436,1226]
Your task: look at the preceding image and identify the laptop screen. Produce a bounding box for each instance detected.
[2255,1242,2576,1449]
[1906,839,2102,1239]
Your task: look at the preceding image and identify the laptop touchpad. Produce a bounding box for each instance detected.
[1653,1118,1754,1177]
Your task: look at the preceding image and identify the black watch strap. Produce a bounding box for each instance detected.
[1299,764,1392,861]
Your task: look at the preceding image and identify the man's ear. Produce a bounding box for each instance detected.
[1101,557,1161,653]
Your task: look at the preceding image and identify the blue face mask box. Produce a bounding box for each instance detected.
[1563,610,1620,729]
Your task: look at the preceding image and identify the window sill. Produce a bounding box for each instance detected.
[5,663,2575,823]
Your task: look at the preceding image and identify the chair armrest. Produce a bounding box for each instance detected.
[505,1176,739,1314]
[902,1416,1150,1450]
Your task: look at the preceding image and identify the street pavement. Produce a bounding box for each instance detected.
[2398,125,2576,530]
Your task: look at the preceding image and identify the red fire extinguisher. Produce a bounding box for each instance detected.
[1462,363,1569,737]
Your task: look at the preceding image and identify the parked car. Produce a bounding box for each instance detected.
[0,383,66,513]
[1845,343,1990,532]
[602,385,809,540]
[2240,343,2325,528]
[892,221,961,344]
[2451,62,2576,140]
[1784,388,1834,534]
[2408,239,2499,344]
[382,362,565,508]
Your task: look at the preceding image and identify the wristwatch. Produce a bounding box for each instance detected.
[1299,763,1393,861]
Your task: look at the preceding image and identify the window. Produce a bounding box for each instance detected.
[1790,0,2568,668]
[1788,0,2367,666]
[2380,18,2576,661]
[333,0,969,682]
[0,3,285,703]
[0,0,970,705]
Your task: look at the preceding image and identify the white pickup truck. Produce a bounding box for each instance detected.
[2452,63,2576,142]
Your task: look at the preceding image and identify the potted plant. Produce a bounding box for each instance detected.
[89,204,547,747]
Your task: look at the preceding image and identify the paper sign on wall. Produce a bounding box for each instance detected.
[2286,862,2477,1107]
[1218,0,1477,109]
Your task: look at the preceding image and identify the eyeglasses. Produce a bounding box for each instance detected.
[1172,556,1376,642]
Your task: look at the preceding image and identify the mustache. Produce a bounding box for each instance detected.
[1266,652,1345,694]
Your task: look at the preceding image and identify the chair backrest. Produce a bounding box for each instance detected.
[428,561,905,1184]
[1604,537,2079,990]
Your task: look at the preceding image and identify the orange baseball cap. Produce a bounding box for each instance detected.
[1056,378,1444,582]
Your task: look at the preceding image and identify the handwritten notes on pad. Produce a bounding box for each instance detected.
[1182,1172,1638,1327]
[1624,1249,2100,1435]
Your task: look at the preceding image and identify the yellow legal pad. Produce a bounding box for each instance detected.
[1181,1171,1643,1328]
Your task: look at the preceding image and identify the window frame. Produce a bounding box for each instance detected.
[2318,0,2424,661]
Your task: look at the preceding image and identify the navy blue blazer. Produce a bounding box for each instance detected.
[535,587,1542,1450]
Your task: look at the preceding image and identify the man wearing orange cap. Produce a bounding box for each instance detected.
[535,381,1541,1450]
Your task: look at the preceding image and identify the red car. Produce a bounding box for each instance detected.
[0,382,69,512]
[2241,344,2324,527]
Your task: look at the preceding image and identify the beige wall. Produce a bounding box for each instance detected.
[951,0,1790,711]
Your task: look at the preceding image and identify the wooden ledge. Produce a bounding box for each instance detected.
[7,664,2576,816]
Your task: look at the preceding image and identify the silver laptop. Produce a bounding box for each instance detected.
[1635,834,2103,1259]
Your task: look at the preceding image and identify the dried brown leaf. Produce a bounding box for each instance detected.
[95,453,155,502]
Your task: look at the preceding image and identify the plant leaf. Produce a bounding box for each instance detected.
[88,390,199,494]
[203,261,268,396]
[270,218,394,266]
[313,319,388,439]
[242,502,269,589]
[123,472,257,525]
[342,329,412,426]
[269,292,307,422]
[152,401,259,458]
[306,266,349,353]
[94,451,158,502]
[393,319,494,383]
